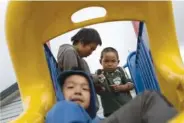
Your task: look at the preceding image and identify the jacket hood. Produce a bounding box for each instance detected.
[57,70,97,119]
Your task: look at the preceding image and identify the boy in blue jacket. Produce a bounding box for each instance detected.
[46,70,97,123]
[46,70,177,123]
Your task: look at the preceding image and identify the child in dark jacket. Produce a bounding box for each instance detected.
[95,47,134,117]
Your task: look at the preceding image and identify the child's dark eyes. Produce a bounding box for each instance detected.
[82,86,90,91]
[104,60,117,63]
[83,88,89,91]
[65,84,89,91]
[67,86,74,89]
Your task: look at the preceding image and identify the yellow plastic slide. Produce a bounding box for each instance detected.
[5,1,184,123]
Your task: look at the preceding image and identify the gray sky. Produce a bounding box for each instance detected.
[0,1,184,92]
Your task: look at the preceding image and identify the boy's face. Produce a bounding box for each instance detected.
[63,75,90,109]
[101,52,119,72]
[78,42,98,57]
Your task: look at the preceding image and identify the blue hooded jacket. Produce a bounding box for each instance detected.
[45,70,99,123]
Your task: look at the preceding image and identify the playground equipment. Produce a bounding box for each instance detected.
[124,22,160,93]
[5,1,184,123]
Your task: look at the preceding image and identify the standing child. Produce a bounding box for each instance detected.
[95,47,134,117]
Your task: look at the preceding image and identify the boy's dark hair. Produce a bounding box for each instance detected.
[71,28,102,46]
[100,47,119,60]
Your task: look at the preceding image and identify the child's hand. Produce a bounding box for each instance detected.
[127,82,134,89]
[110,85,121,92]
[110,84,132,92]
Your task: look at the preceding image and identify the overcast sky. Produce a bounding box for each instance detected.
[0,1,184,92]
